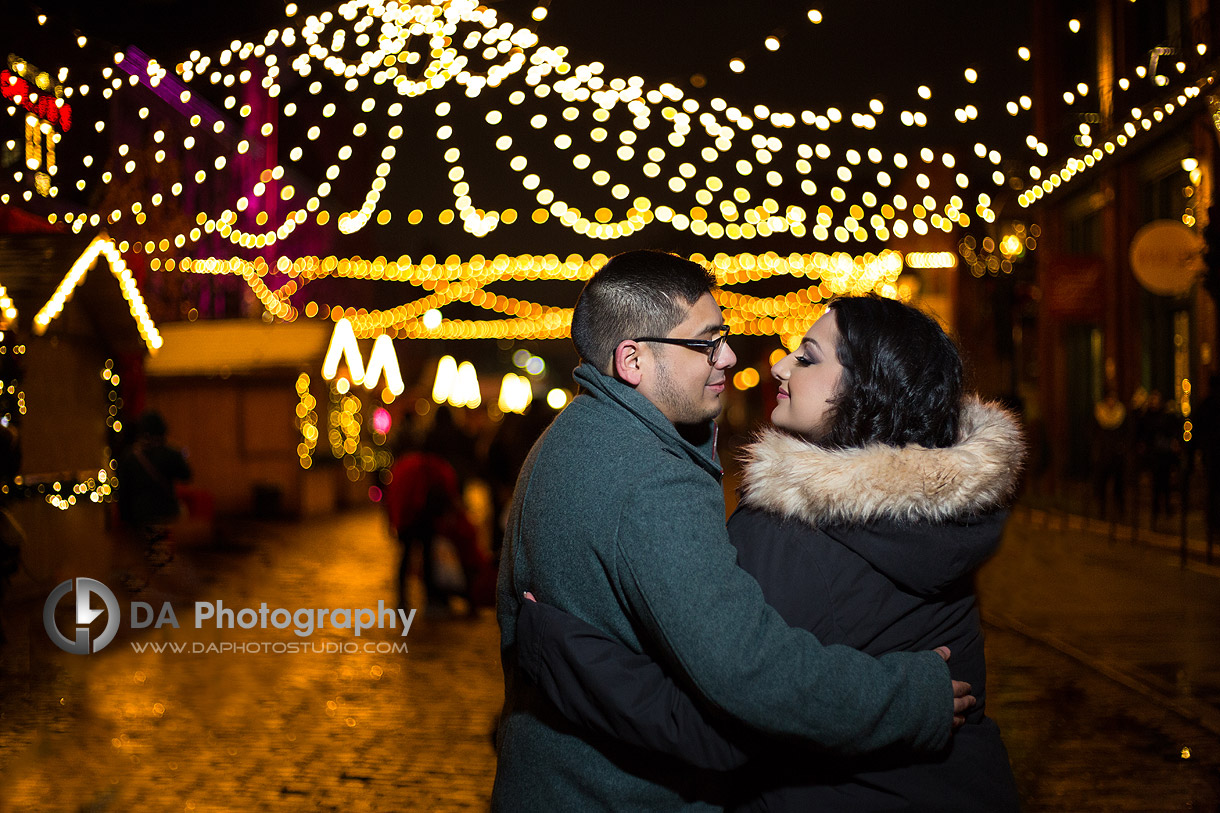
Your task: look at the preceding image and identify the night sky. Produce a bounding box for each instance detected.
[7,0,1038,326]
[35,0,1032,133]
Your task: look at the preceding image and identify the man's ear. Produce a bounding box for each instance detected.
[613,340,645,387]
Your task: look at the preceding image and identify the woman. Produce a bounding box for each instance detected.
[517,295,1023,810]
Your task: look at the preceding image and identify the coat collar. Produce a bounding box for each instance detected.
[573,363,722,479]
[738,397,1024,526]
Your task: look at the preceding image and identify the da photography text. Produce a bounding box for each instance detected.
[43,577,417,655]
[149,599,417,637]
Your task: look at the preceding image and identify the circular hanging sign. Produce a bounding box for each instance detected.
[1129,219,1204,296]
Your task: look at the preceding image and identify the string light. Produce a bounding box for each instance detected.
[1018,79,1207,208]
[295,373,318,469]
[164,249,917,342]
[5,1,1209,303]
[20,0,1032,253]
[4,356,121,510]
[32,234,162,353]
[0,285,16,329]
[3,54,72,199]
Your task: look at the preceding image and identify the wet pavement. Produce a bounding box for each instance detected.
[984,626,1220,811]
[0,504,1218,811]
[979,507,1220,811]
[0,511,500,812]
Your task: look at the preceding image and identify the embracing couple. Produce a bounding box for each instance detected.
[493,250,1023,811]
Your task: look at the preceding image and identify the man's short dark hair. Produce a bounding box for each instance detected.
[819,295,963,449]
[571,250,718,372]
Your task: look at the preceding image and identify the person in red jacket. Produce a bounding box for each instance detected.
[384,450,487,614]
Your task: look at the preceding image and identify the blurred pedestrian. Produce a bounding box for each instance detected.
[485,406,552,561]
[117,410,192,570]
[1137,391,1180,529]
[384,449,490,616]
[1092,390,1128,520]
[422,404,478,489]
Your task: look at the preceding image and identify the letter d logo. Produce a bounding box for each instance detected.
[43,578,120,654]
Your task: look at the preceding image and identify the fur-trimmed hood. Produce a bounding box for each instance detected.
[739,397,1025,527]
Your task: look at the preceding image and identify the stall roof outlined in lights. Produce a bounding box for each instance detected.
[0,227,159,501]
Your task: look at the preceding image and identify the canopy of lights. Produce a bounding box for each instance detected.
[2,0,1215,345]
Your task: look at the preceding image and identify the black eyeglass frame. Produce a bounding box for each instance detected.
[632,325,730,366]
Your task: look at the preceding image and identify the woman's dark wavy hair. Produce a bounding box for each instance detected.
[818,295,962,449]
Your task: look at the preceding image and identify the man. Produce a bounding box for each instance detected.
[494,250,969,809]
[117,410,192,569]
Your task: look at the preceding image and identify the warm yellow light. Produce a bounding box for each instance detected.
[363,334,404,396]
[733,368,761,390]
[322,318,365,383]
[498,374,533,414]
[904,252,956,269]
[432,356,458,404]
[452,361,481,409]
[32,236,161,352]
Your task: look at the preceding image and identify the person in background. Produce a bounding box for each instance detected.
[1137,390,1180,529]
[384,444,488,616]
[117,410,191,569]
[484,406,553,562]
[1092,389,1129,521]
[422,404,479,490]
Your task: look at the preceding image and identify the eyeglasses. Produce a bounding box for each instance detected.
[634,325,730,366]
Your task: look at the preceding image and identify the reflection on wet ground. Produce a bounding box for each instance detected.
[1,506,1219,810]
[0,511,499,812]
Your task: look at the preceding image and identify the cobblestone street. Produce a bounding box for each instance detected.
[0,511,501,812]
[1,505,1220,811]
[979,507,1220,811]
[986,625,1220,810]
